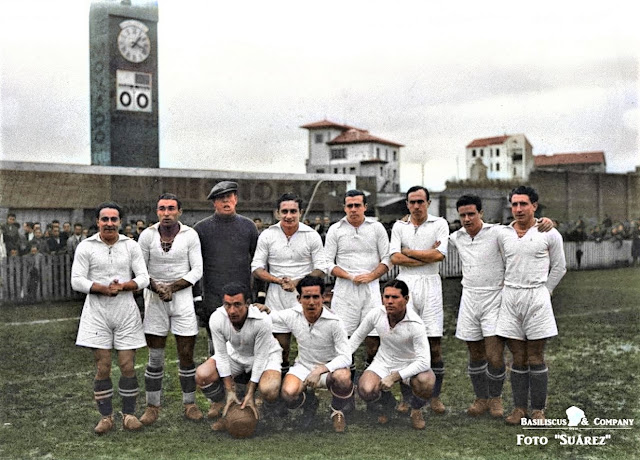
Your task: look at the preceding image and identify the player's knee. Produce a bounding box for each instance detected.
[357,377,378,401]
[412,371,435,399]
[328,368,352,394]
[195,362,215,387]
[280,385,300,404]
[258,374,281,402]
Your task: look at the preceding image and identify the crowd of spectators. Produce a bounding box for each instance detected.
[3,213,639,261]
[556,215,640,245]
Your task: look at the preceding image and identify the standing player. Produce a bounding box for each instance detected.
[324,189,390,378]
[450,195,554,418]
[251,193,326,376]
[194,181,259,355]
[195,283,282,428]
[72,202,149,434]
[265,276,353,432]
[496,186,566,424]
[389,186,448,414]
[137,193,204,425]
[350,279,435,430]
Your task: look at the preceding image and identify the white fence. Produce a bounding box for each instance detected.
[0,240,635,304]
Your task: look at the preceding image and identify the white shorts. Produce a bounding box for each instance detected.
[76,296,146,350]
[455,288,502,342]
[330,278,380,336]
[212,348,282,377]
[287,363,329,388]
[400,274,443,337]
[143,289,199,337]
[265,284,299,334]
[495,286,558,341]
[365,359,413,387]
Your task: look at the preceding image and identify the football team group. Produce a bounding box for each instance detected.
[71,180,566,435]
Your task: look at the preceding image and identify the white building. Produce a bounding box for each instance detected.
[301,120,403,193]
[465,134,534,181]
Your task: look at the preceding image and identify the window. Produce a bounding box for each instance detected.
[496,163,500,171]
[480,149,484,157]
[316,168,325,173]
[380,166,383,174]
[343,167,346,173]
[496,148,500,157]
[334,168,338,174]
[314,133,324,143]
[393,151,397,161]
[330,148,346,160]
[472,149,476,157]
[490,148,493,157]
[349,167,356,174]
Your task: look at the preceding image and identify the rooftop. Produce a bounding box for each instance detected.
[534,151,606,167]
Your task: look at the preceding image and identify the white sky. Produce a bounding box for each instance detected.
[1,0,638,191]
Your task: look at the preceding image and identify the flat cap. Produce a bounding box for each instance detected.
[207,181,238,200]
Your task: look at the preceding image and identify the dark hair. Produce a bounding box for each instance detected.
[344,189,367,205]
[222,282,252,304]
[383,278,409,297]
[296,275,325,295]
[73,222,83,228]
[509,186,538,204]
[7,213,16,219]
[456,195,483,212]
[276,193,303,210]
[406,186,430,201]
[158,193,182,210]
[95,202,123,220]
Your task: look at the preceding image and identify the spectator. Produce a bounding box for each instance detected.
[28,228,50,254]
[25,245,44,301]
[47,226,67,254]
[67,223,86,256]
[61,222,72,246]
[133,220,146,241]
[1,213,21,254]
[22,222,35,243]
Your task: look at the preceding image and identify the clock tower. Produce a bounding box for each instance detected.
[89,1,159,168]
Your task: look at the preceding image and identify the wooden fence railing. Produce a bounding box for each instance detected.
[0,240,635,304]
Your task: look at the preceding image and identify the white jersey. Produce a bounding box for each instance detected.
[325,216,390,276]
[251,222,326,315]
[449,223,504,290]
[138,222,203,286]
[497,224,566,294]
[349,305,431,380]
[270,305,351,373]
[71,233,149,296]
[209,305,281,384]
[389,214,448,277]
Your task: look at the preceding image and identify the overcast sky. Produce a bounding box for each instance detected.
[1,0,638,191]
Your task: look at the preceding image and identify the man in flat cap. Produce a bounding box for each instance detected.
[194,181,259,361]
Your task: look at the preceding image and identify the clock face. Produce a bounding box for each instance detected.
[117,25,151,63]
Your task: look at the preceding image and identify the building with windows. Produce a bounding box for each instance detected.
[533,151,606,173]
[465,134,534,181]
[301,120,403,193]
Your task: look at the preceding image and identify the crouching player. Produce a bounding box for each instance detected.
[265,275,354,432]
[349,279,435,430]
[195,283,282,430]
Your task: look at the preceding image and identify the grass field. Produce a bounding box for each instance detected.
[1,268,639,460]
